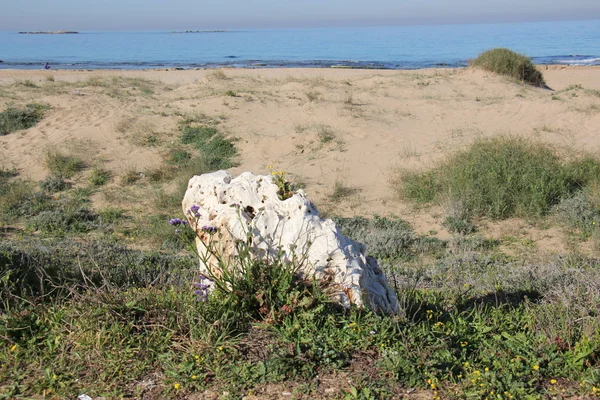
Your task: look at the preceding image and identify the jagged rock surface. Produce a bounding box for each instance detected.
[182,170,399,314]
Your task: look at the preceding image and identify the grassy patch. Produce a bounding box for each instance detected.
[0,103,47,135]
[179,124,237,171]
[44,150,85,179]
[470,48,545,87]
[120,167,140,185]
[393,136,600,220]
[89,166,111,187]
[329,179,358,202]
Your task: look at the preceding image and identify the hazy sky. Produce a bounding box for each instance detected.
[2,0,600,31]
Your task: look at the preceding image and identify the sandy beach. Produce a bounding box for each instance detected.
[2,65,600,249]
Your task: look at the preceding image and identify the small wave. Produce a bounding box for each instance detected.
[554,57,600,65]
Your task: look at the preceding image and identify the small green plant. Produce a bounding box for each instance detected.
[44,150,85,179]
[89,166,111,187]
[267,167,295,200]
[224,90,238,97]
[470,48,545,87]
[120,167,140,185]
[0,103,47,135]
[317,125,336,144]
[169,149,192,165]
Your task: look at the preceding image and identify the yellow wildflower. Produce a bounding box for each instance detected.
[533,365,540,371]
[460,341,468,347]
[173,383,180,390]
[550,379,557,385]
[484,367,489,372]
[217,346,223,351]
[191,375,197,380]
[9,344,17,352]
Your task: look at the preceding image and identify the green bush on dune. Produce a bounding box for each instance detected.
[470,48,545,86]
[394,136,600,220]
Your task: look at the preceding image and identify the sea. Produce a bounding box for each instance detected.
[0,19,599,70]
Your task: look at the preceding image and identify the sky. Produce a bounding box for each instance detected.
[1,0,600,31]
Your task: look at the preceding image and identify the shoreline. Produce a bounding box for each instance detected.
[1,63,599,73]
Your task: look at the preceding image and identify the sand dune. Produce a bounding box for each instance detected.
[1,66,600,248]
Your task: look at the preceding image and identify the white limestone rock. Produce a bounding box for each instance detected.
[182,170,399,314]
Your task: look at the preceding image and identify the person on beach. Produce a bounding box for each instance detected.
[44,63,51,70]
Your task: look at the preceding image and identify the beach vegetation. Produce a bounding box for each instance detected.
[316,124,336,144]
[0,103,48,136]
[209,69,228,80]
[120,167,140,185]
[470,48,545,87]
[2,211,600,398]
[392,135,600,220]
[44,149,85,179]
[329,178,358,202]
[89,166,111,187]
[39,175,71,194]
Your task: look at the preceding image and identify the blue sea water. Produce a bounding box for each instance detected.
[0,19,599,70]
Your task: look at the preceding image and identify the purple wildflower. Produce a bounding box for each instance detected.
[201,226,218,234]
[193,280,211,302]
[168,218,188,226]
[187,205,201,218]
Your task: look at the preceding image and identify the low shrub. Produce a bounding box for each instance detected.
[552,190,600,237]
[0,103,47,135]
[39,175,71,193]
[393,136,600,220]
[470,48,545,86]
[28,202,99,234]
[333,215,445,262]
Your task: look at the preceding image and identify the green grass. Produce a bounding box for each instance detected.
[2,220,600,398]
[393,136,600,220]
[0,103,47,135]
[44,150,85,179]
[88,166,111,187]
[179,123,237,171]
[470,48,545,87]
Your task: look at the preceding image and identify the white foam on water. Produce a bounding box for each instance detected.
[555,57,600,65]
